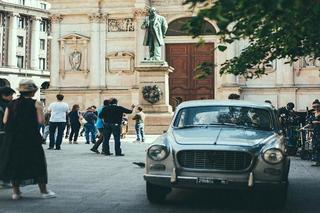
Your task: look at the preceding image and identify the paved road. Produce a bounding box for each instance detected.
[0,135,320,213]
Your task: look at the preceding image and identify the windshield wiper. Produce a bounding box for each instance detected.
[210,122,237,126]
[174,125,202,129]
[210,123,250,129]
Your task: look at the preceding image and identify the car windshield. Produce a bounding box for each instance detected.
[173,106,273,131]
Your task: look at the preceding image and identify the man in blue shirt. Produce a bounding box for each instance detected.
[90,99,110,154]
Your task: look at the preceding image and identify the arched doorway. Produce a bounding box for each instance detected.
[166,17,216,109]
[0,78,10,87]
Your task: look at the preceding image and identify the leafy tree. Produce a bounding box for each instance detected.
[183,0,320,79]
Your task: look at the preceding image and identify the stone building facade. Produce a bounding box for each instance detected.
[0,0,51,101]
[45,0,320,132]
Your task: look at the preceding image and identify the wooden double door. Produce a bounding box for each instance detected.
[166,43,215,108]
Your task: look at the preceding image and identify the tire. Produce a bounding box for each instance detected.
[146,182,171,203]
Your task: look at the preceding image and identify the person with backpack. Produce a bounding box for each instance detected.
[83,107,98,144]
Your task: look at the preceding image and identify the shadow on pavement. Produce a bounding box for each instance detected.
[161,188,286,211]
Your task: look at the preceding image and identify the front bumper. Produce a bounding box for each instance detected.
[144,174,287,190]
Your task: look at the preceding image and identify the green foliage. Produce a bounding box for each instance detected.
[183,0,320,78]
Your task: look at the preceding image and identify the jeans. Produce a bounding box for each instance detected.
[135,123,145,141]
[69,123,81,142]
[92,128,104,151]
[103,123,121,155]
[84,123,96,143]
[65,123,71,138]
[49,122,66,149]
[42,125,50,142]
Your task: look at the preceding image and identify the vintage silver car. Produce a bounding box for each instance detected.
[144,100,290,206]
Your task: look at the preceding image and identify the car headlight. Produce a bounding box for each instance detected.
[262,148,284,164]
[148,145,169,161]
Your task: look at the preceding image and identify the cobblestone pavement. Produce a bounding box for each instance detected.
[0,135,320,213]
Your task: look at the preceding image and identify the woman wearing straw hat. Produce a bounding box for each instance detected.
[0,79,56,200]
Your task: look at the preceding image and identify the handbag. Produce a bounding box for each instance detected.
[79,116,87,125]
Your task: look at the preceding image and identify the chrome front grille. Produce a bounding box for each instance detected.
[177,150,252,171]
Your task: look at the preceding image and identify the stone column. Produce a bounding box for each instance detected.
[30,16,41,70]
[89,13,101,88]
[223,42,237,86]
[99,15,107,88]
[133,8,148,65]
[8,13,19,68]
[50,14,63,88]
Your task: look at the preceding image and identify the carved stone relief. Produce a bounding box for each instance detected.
[152,0,183,6]
[69,50,82,71]
[50,14,63,24]
[59,34,90,78]
[108,18,135,32]
[106,51,135,73]
[133,8,148,19]
[142,85,162,104]
[302,56,320,68]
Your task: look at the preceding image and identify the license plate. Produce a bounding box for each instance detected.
[197,178,228,185]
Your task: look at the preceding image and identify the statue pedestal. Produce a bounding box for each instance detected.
[133,62,174,134]
[136,62,173,113]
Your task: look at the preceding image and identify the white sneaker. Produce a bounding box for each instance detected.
[41,190,56,199]
[12,194,21,200]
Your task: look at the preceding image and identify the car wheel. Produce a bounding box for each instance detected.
[146,182,171,203]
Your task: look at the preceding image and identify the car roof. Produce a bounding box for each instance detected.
[176,100,274,110]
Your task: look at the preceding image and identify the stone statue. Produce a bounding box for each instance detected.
[69,49,82,71]
[141,7,168,61]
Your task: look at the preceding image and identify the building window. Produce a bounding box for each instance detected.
[19,0,25,5]
[17,36,24,47]
[39,58,46,70]
[40,39,45,50]
[40,20,46,32]
[17,17,25,29]
[40,3,47,10]
[17,56,24,68]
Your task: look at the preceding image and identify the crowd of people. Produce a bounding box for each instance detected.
[228,93,320,167]
[43,93,146,154]
[0,79,146,200]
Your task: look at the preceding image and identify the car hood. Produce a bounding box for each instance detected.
[172,127,274,147]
